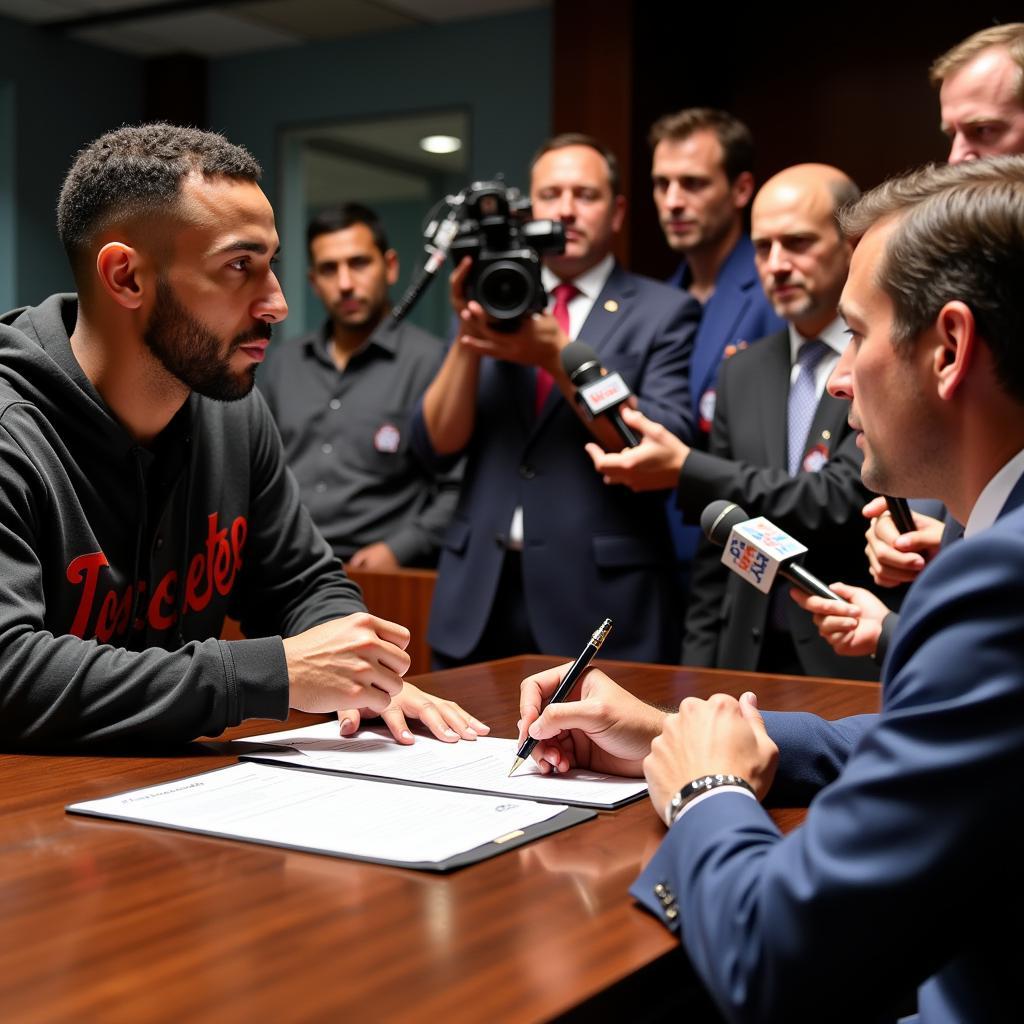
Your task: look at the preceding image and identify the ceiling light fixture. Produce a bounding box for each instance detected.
[419,135,462,155]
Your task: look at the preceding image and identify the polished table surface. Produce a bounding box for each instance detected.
[0,657,880,1023]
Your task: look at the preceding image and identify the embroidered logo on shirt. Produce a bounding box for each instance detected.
[374,423,401,453]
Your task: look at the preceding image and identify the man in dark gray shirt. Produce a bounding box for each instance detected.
[260,204,458,569]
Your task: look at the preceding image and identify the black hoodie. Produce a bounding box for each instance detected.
[0,295,364,746]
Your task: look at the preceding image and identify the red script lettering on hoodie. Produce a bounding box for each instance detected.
[65,513,248,640]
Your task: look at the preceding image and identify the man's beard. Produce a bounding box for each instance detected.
[143,277,271,402]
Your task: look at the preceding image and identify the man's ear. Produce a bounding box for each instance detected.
[933,300,976,401]
[731,170,755,210]
[385,248,400,287]
[95,242,147,310]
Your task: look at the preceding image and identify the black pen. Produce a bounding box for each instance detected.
[508,618,613,776]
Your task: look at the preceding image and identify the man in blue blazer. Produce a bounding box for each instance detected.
[517,156,1024,1021]
[410,134,699,665]
[651,108,784,443]
[651,110,785,593]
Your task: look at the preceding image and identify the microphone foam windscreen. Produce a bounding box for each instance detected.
[701,500,749,546]
[560,340,602,383]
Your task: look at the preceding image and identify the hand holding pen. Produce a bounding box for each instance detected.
[509,619,613,776]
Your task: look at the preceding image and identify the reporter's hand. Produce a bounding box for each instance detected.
[862,496,944,587]
[584,406,689,489]
[284,612,409,716]
[789,582,889,658]
[337,681,491,745]
[518,666,666,777]
[346,542,400,572]
[643,692,778,826]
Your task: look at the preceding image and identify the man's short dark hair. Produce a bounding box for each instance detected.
[648,108,755,183]
[841,155,1024,403]
[530,133,621,196]
[306,204,390,258]
[57,122,262,280]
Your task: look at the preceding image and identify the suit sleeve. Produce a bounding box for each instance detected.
[632,530,1024,1022]
[674,351,869,536]
[632,289,700,444]
[681,358,738,665]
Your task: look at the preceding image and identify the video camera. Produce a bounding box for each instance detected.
[392,178,565,330]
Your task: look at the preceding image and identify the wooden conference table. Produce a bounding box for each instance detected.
[0,657,879,1023]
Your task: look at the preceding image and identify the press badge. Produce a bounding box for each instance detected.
[374,423,401,453]
[723,517,807,594]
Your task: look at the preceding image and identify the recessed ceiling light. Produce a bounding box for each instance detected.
[419,134,462,155]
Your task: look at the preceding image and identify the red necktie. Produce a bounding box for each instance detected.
[536,282,578,415]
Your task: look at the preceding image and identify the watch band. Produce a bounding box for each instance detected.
[666,773,755,826]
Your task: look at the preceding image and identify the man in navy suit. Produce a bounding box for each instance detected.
[410,134,699,665]
[518,155,1024,1021]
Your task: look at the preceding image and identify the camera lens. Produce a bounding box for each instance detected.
[477,260,532,320]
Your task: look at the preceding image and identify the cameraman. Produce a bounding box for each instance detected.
[410,133,699,666]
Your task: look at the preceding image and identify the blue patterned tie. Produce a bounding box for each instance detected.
[787,340,829,475]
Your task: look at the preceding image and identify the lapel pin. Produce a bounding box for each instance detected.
[603,299,619,313]
[821,429,831,440]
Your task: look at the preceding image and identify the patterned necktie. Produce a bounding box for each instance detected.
[787,339,830,475]
[536,282,578,415]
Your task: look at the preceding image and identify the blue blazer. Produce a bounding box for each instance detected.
[667,235,784,439]
[632,474,1024,1022]
[410,263,699,662]
[666,237,784,570]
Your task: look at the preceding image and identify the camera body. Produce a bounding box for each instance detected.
[448,181,565,330]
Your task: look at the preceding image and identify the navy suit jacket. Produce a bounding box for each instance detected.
[666,237,785,571]
[410,263,699,662]
[667,235,785,440]
[680,329,882,680]
[633,474,1024,1023]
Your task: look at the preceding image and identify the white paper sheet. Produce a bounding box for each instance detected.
[240,722,648,809]
[67,763,569,865]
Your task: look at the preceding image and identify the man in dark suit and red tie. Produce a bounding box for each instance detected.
[410,134,699,666]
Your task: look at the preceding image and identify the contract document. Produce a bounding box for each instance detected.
[67,762,593,871]
[238,722,649,809]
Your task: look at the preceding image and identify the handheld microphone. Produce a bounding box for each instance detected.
[700,500,840,601]
[560,341,639,447]
[884,495,916,535]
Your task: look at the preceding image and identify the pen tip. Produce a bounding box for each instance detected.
[508,757,524,777]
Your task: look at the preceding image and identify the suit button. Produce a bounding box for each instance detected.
[519,464,536,480]
[751,628,761,640]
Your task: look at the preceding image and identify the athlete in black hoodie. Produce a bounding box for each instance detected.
[0,123,486,748]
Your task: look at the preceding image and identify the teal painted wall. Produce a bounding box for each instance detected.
[0,15,143,309]
[209,8,552,338]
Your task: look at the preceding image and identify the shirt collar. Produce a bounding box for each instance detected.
[787,317,848,364]
[306,313,398,366]
[541,253,615,301]
[964,446,1024,537]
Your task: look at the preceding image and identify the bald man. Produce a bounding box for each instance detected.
[588,164,892,678]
